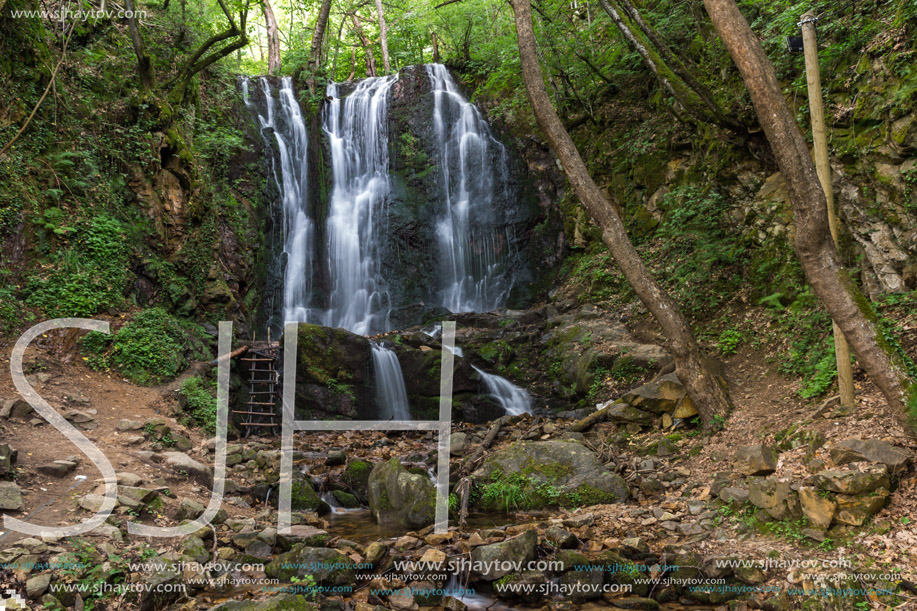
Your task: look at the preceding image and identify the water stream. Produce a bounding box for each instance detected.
[371,342,411,420]
[473,365,532,415]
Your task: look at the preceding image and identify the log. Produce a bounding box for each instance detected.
[568,405,610,433]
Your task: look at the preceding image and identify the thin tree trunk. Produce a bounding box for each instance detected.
[702,0,917,433]
[351,13,376,77]
[310,0,332,70]
[510,0,732,431]
[125,0,154,93]
[431,31,440,63]
[374,0,391,74]
[347,47,357,81]
[262,0,281,75]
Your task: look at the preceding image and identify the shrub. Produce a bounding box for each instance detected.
[81,307,207,385]
[179,375,217,433]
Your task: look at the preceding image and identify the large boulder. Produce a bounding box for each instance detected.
[162,452,212,487]
[471,529,537,581]
[733,444,778,476]
[828,439,911,473]
[368,459,436,529]
[811,465,890,495]
[747,478,800,520]
[473,440,629,510]
[797,487,836,530]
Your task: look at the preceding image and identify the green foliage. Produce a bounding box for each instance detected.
[81,308,207,385]
[480,471,530,512]
[716,327,744,356]
[180,375,218,433]
[26,215,132,317]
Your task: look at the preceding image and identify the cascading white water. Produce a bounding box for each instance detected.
[242,76,315,324]
[426,63,512,313]
[371,342,411,420]
[322,75,399,336]
[473,365,532,415]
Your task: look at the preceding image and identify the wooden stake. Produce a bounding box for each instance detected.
[801,11,855,408]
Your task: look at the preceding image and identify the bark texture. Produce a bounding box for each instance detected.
[702,0,916,433]
[511,0,733,430]
[374,0,391,74]
[262,0,281,76]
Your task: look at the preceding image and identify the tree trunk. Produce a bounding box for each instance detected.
[262,0,281,75]
[510,0,732,431]
[702,0,917,433]
[351,13,376,77]
[374,0,391,74]
[125,0,154,93]
[310,0,332,70]
[431,31,440,63]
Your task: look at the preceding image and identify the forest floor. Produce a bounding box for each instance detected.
[1,309,917,611]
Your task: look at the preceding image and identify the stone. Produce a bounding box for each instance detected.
[718,486,749,507]
[834,489,889,526]
[611,597,660,611]
[162,452,213,487]
[364,541,387,568]
[639,478,663,496]
[564,513,595,528]
[0,443,16,475]
[266,545,356,586]
[78,494,113,513]
[325,450,347,466]
[37,461,76,478]
[2,398,34,419]
[812,465,890,495]
[331,489,360,508]
[618,373,686,413]
[276,525,329,550]
[471,529,537,580]
[561,567,604,602]
[671,396,698,419]
[828,439,911,473]
[473,441,629,510]
[797,487,836,530]
[206,594,316,610]
[290,479,330,513]
[368,459,436,529]
[656,438,678,457]
[117,486,159,508]
[545,526,577,549]
[733,444,778,476]
[176,498,205,521]
[450,432,468,456]
[0,481,24,510]
[26,573,51,599]
[62,410,94,423]
[604,402,654,426]
[172,435,193,452]
[747,478,800,520]
[181,535,210,564]
[117,472,143,487]
[342,460,373,502]
[138,558,182,610]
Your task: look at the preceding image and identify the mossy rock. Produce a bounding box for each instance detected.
[207,594,316,610]
[342,460,373,502]
[265,545,356,586]
[367,458,436,529]
[290,479,330,514]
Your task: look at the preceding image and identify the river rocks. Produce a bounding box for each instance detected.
[162,451,213,487]
[747,478,800,520]
[828,438,911,472]
[545,526,577,549]
[471,529,537,580]
[290,479,330,513]
[265,545,356,585]
[611,598,661,611]
[368,458,436,529]
[0,481,24,510]
[139,558,182,611]
[473,440,629,510]
[37,460,77,478]
[176,497,205,521]
[450,432,468,455]
[811,465,890,495]
[342,460,373,502]
[331,490,360,508]
[603,402,654,426]
[117,486,159,509]
[733,444,778,476]
[797,487,836,530]
[117,419,145,431]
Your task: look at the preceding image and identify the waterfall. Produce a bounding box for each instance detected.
[321,75,399,335]
[426,63,512,313]
[473,366,532,415]
[371,343,411,420]
[242,76,315,325]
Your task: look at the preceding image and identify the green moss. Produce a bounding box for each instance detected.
[564,483,619,507]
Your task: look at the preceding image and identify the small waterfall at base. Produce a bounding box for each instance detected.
[426,63,512,313]
[371,343,411,420]
[473,366,532,415]
[321,75,399,335]
[242,76,315,325]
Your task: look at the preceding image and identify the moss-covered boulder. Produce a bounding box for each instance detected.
[342,460,373,502]
[290,479,330,514]
[292,324,373,419]
[472,440,629,511]
[471,529,537,581]
[206,594,315,610]
[367,458,436,529]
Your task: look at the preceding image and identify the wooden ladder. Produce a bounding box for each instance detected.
[234,340,280,435]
